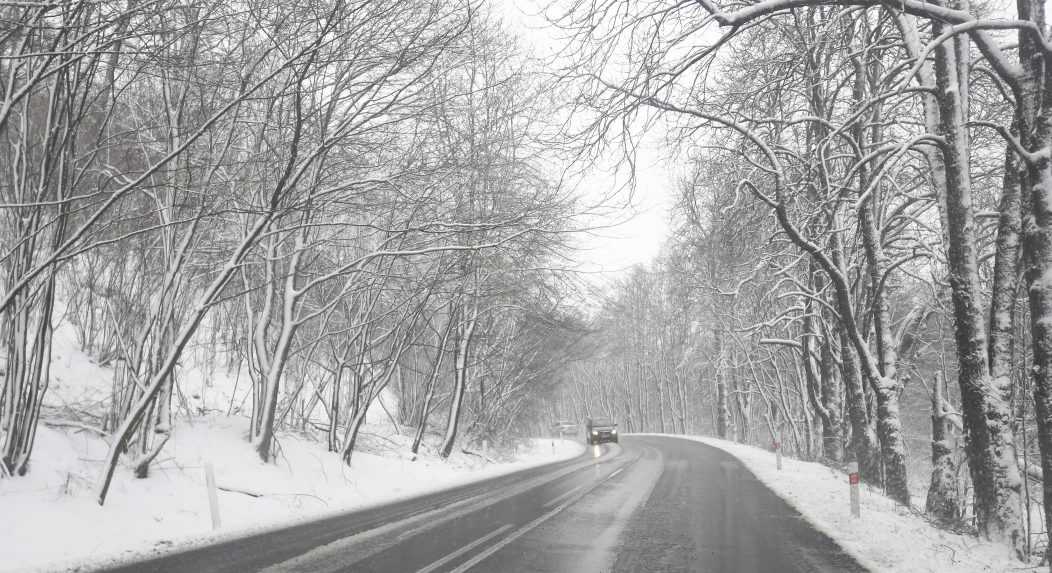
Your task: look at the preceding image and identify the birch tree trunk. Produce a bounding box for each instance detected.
[440,300,479,458]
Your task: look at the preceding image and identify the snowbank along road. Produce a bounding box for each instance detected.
[94,435,865,573]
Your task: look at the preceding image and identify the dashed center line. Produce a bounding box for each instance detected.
[447,501,573,573]
[416,523,513,573]
[446,463,632,572]
[415,460,635,573]
[543,484,584,509]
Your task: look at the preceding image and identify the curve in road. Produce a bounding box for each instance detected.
[93,435,866,573]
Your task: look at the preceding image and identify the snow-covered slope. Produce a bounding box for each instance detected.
[0,417,584,572]
[653,434,1039,573]
[0,320,585,573]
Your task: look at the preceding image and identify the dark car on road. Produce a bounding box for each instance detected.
[585,417,618,445]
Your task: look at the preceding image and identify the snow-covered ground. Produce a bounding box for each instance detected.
[0,418,584,573]
[0,320,585,573]
[650,434,1040,573]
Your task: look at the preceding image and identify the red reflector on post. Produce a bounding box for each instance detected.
[847,461,861,517]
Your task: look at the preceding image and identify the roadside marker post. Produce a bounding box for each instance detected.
[205,461,221,530]
[847,461,860,518]
[772,406,784,471]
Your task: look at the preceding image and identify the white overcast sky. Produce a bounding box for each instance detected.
[496,0,679,279]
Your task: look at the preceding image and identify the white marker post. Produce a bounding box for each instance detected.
[847,461,860,518]
[772,406,784,471]
[204,462,221,530]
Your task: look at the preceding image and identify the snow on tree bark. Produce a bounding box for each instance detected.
[440,299,478,459]
[932,27,1024,549]
[831,230,881,484]
[819,326,844,462]
[926,373,961,524]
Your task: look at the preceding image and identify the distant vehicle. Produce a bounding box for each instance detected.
[585,417,618,445]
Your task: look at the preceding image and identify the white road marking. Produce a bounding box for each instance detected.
[609,467,624,479]
[543,484,584,509]
[262,460,596,573]
[448,463,630,573]
[447,503,570,573]
[416,524,513,573]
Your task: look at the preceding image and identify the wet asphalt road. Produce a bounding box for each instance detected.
[96,435,866,573]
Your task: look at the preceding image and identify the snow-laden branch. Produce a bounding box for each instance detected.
[855,134,945,210]
[693,0,972,28]
[969,120,1049,164]
[758,338,803,349]
[694,0,1027,84]
[900,20,1038,86]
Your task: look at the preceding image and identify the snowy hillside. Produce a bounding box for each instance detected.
[0,322,584,572]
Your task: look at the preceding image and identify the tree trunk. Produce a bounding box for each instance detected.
[440,302,477,459]
[411,322,451,455]
[926,373,960,524]
[850,52,910,505]
[1024,129,1052,566]
[932,26,1024,547]
[1015,0,1052,562]
[819,326,844,462]
[714,325,731,439]
[328,364,344,453]
[831,231,880,483]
